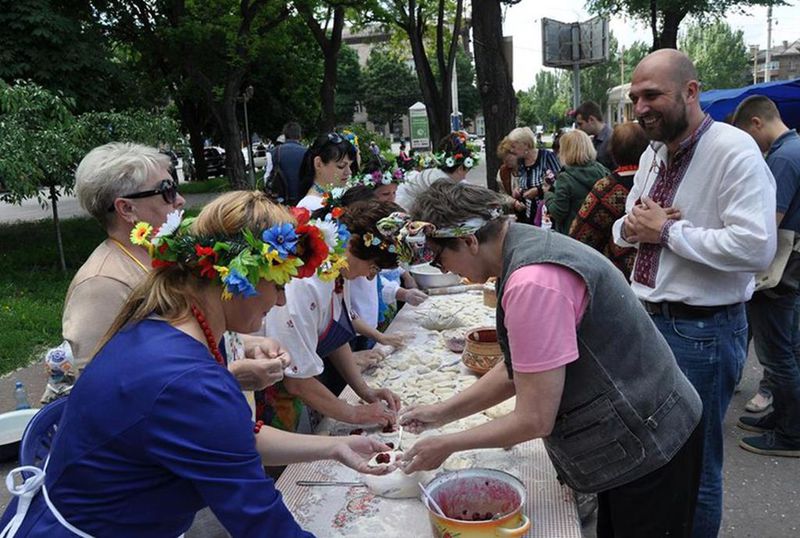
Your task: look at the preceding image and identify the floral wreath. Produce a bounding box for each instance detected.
[376,207,504,266]
[349,168,406,189]
[433,131,480,170]
[130,208,350,299]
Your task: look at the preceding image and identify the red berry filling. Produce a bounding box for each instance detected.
[375,452,391,464]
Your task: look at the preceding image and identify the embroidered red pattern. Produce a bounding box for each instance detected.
[632,116,714,288]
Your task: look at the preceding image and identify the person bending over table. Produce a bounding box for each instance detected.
[398,180,704,538]
[0,191,392,537]
[259,200,404,432]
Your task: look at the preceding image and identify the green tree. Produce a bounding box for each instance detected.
[454,48,480,123]
[371,0,465,144]
[0,0,154,112]
[335,45,364,125]
[679,20,750,90]
[100,0,291,190]
[588,0,781,50]
[362,47,420,129]
[0,80,180,271]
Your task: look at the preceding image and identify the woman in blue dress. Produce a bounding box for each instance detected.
[0,191,392,537]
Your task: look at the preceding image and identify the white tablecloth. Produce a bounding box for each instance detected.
[276,291,582,538]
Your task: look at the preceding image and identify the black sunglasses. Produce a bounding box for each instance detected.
[326,132,345,144]
[108,179,179,212]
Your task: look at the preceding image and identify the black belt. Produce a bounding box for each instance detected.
[641,300,740,319]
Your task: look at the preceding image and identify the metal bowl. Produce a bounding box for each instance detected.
[408,263,462,289]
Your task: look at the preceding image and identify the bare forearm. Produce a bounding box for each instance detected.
[439,362,515,423]
[328,344,371,397]
[283,376,354,423]
[256,426,340,465]
[352,318,383,343]
[444,409,549,453]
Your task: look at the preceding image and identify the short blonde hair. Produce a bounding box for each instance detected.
[558,130,596,167]
[496,137,515,159]
[506,127,536,150]
[75,143,171,227]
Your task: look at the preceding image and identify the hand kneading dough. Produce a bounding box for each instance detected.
[363,450,433,498]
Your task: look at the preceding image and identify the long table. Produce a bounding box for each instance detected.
[276,291,582,538]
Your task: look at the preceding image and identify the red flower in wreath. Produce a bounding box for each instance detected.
[295,224,329,278]
[291,206,311,227]
[454,153,463,160]
[331,207,345,219]
[195,244,219,279]
[151,258,175,269]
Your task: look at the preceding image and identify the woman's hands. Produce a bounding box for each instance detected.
[332,436,395,475]
[365,387,402,414]
[399,435,453,474]
[398,403,447,433]
[353,349,383,372]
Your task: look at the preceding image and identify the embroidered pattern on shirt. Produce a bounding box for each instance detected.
[633,115,715,288]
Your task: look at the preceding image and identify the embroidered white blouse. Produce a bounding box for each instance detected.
[261,277,353,378]
[612,121,777,305]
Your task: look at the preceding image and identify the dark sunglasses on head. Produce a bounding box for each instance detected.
[108,179,179,212]
[326,132,345,144]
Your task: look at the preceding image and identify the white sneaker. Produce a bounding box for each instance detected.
[745,391,773,413]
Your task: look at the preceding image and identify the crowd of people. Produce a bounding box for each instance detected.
[2,47,798,538]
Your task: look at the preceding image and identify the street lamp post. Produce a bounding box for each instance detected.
[241,85,255,188]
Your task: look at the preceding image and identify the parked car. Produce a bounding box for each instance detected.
[242,143,268,170]
[203,146,226,177]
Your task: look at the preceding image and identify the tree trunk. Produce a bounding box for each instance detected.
[302,4,345,133]
[49,185,66,273]
[219,90,248,190]
[472,0,516,191]
[657,10,685,50]
[400,0,461,146]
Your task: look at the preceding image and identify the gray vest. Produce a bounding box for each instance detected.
[496,224,701,493]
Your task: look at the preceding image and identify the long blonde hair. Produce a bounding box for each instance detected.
[93,191,294,360]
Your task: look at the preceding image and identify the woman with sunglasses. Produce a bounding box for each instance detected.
[61,142,186,372]
[58,143,288,403]
[257,199,405,433]
[0,191,394,537]
[296,132,357,211]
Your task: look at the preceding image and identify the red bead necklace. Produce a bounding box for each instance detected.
[190,304,226,366]
[189,304,265,435]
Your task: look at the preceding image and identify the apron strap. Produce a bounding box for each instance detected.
[1,466,46,538]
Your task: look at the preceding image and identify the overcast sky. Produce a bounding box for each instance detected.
[501,1,800,91]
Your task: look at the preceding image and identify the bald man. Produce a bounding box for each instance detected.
[613,49,777,538]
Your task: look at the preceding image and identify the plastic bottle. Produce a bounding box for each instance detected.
[14,381,31,410]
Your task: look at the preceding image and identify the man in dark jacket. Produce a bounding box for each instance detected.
[575,101,615,171]
[267,122,306,204]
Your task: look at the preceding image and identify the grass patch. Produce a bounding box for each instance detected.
[0,217,106,374]
[179,177,230,194]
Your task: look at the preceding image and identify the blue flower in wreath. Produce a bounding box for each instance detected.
[337,222,351,245]
[262,223,298,258]
[224,269,259,297]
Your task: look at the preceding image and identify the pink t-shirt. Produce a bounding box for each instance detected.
[501,264,589,373]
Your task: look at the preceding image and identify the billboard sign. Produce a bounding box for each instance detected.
[542,16,609,68]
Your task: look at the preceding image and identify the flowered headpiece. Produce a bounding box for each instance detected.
[349,168,406,190]
[130,208,350,299]
[342,130,359,152]
[433,131,479,170]
[377,207,504,266]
